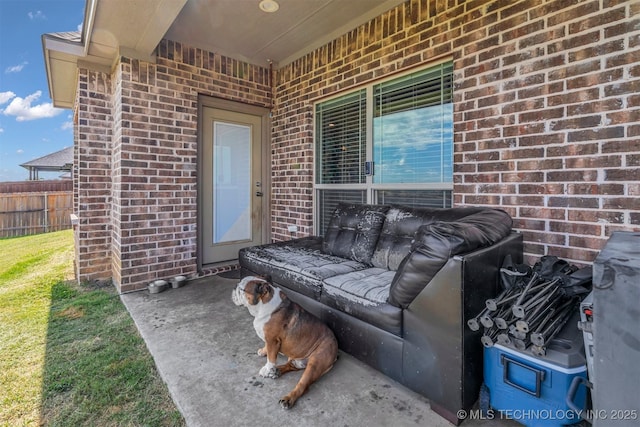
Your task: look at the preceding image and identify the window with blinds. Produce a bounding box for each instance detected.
[315,90,366,185]
[314,61,454,235]
[373,63,453,184]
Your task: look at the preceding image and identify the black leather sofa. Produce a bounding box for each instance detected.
[238,203,523,424]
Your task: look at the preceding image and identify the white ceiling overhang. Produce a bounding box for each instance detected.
[43,0,189,108]
[43,0,404,109]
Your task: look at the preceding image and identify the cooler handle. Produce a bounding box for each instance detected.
[566,376,593,423]
[501,354,545,398]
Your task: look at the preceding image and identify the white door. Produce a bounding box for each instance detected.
[202,107,263,264]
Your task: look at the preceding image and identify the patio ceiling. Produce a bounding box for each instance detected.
[43,0,404,109]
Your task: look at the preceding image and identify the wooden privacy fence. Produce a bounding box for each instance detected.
[0,189,73,238]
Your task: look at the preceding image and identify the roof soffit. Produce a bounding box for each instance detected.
[43,0,404,108]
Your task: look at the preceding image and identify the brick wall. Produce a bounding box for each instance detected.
[273,0,640,265]
[74,69,113,283]
[75,1,639,289]
[77,40,271,291]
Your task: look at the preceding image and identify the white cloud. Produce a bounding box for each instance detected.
[28,10,46,20]
[1,91,64,122]
[77,22,83,32]
[5,62,28,73]
[61,114,74,131]
[16,149,24,154]
[0,91,16,105]
[0,127,4,133]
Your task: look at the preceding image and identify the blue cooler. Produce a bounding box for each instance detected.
[482,314,587,427]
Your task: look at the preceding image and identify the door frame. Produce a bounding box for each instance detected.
[197,95,271,270]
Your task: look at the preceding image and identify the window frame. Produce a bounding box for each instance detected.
[313,59,454,235]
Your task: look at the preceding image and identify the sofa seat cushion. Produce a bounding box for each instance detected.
[238,236,369,300]
[320,268,402,336]
[371,205,486,270]
[322,203,390,265]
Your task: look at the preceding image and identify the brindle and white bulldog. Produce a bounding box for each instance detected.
[232,275,338,409]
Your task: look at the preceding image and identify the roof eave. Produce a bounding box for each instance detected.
[42,0,187,110]
[42,0,98,109]
[42,34,83,109]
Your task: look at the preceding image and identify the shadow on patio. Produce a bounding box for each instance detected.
[121,275,520,426]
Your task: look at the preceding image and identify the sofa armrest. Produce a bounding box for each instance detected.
[401,232,523,424]
[389,209,513,308]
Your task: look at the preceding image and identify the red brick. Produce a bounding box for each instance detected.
[518,133,565,147]
[549,221,602,236]
[548,197,599,209]
[567,98,623,116]
[547,170,599,182]
[567,126,624,142]
[546,143,599,157]
[501,171,545,182]
[520,184,564,194]
[503,123,546,138]
[519,107,564,123]
[568,210,624,223]
[517,158,563,171]
[547,246,600,266]
[520,207,566,220]
[603,197,640,210]
[513,218,546,231]
[501,195,545,207]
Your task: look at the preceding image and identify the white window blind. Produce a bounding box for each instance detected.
[373,63,453,184]
[315,90,366,184]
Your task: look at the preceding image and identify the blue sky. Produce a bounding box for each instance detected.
[0,0,85,182]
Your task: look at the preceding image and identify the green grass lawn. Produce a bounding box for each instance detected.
[0,230,184,426]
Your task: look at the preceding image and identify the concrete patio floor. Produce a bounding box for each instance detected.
[121,275,520,427]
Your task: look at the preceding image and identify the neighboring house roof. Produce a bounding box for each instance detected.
[46,31,82,44]
[20,146,73,173]
[42,0,403,109]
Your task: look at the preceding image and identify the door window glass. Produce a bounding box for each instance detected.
[213,121,251,244]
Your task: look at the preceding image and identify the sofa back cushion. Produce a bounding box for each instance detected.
[387,209,513,308]
[322,203,390,265]
[371,205,485,270]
